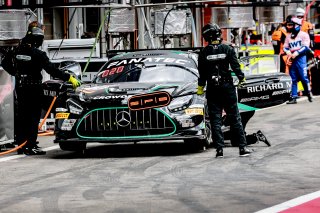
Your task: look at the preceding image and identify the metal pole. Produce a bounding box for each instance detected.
[195,5,202,47]
[190,10,199,47]
[136,0,155,48]
[137,0,145,49]
[100,7,107,58]
[36,0,43,24]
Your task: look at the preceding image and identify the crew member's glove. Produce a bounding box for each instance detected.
[285,50,292,56]
[68,75,81,89]
[197,85,205,95]
[291,51,299,59]
[238,77,246,88]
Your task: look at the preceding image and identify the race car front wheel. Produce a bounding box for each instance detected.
[184,120,212,151]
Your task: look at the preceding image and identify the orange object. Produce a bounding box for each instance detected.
[0,96,57,156]
[301,21,313,33]
[282,55,290,74]
[128,91,171,111]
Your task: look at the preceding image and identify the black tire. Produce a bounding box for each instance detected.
[59,141,86,151]
[184,120,212,151]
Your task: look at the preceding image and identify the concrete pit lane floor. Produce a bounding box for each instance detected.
[0,97,319,213]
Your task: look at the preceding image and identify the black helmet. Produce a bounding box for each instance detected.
[202,23,222,43]
[285,15,293,24]
[25,26,44,48]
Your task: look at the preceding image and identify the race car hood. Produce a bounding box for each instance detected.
[75,82,196,102]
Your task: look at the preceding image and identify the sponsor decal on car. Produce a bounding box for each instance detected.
[272,90,291,96]
[128,91,171,111]
[92,95,127,100]
[240,95,270,103]
[246,83,284,93]
[100,66,124,78]
[106,57,190,69]
[185,108,204,115]
[56,113,70,119]
[43,89,58,97]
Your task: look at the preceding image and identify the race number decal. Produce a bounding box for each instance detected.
[101,66,124,78]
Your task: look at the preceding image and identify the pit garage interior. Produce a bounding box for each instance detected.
[1,1,320,213]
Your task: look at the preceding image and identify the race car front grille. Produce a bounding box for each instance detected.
[76,107,176,139]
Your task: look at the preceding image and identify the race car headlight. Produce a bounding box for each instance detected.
[61,119,77,131]
[175,115,195,128]
[66,99,83,115]
[168,95,193,112]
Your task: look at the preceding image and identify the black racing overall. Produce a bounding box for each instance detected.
[12,44,70,149]
[198,43,247,150]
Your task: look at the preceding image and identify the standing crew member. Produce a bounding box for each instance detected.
[197,23,251,158]
[1,23,81,155]
[271,15,293,74]
[295,7,315,96]
[283,17,312,104]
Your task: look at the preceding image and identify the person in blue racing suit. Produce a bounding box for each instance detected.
[283,17,313,104]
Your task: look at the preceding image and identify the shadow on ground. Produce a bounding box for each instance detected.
[51,141,216,159]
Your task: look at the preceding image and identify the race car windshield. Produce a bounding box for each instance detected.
[94,64,197,83]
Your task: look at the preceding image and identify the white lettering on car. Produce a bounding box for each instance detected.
[128,58,143,64]
[153,57,165,62]
[92,95,127,100]
[246,83,284,93]
[106,61,119,69]
[163,58,176,63]
[272,90,291,96]
[141,58,153,63]
[240,95,270,102]
[286,81,292,88]
[117,60,128,66]
[176,59,189,64]
[106,57,191,68]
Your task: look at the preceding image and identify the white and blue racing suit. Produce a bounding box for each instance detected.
[283,31,311,98]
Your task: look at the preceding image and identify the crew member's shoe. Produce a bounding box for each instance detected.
[17,148,24,155]
[287,98,297,104]
[256,130,271,147]
[216,149,223,158]
[23,146,46,155]
[307,94,313,102]
[4,143,15,148]
[239,147,251,157]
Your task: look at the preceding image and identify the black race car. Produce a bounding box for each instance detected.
[42,50,291,151]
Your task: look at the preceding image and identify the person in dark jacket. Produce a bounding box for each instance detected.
[197,23,251,158]
[1,22,81,155]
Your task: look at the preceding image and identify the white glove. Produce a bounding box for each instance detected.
[292,51,299,59]
[285,51,292,56]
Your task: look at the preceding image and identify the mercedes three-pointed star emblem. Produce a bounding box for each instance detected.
[116,111,131,127]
